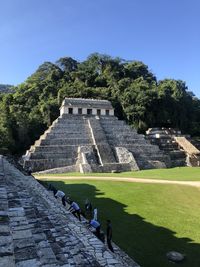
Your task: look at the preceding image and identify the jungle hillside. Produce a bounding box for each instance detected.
[0,53,200,155]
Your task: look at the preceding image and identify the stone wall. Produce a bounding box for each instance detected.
[115,147,139,171]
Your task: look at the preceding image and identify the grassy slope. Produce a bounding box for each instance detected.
[36,167,200,181]
[39,178,200,267]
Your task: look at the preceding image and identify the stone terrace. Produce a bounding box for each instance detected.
[0,156,139,267]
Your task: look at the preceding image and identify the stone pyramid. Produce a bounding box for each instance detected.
[23,98,170,173]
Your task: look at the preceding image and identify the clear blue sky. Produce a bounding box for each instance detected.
[0,0,200,97]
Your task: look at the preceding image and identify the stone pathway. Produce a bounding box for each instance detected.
[35,175,200,188]
[0,156,140,267]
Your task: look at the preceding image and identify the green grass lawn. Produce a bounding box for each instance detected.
[38,178,200,267]
[36,166,200,181]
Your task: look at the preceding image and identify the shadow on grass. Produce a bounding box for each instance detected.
[42,180,200,267]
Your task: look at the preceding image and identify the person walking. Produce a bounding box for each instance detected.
[68,201,81,221]
[89,219,101,239]
[85,199,92,218]
[54,190,66,206]
[27,166,32,175]
[48,184,57,196]
[106,219,114,252]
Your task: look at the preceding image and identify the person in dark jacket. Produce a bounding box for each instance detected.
[85,198,92,218]
[106,219,114,252]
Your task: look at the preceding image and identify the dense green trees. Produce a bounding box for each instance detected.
[0,53,199,155]
[0,84,14,93]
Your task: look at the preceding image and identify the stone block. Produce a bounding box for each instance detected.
[14,246,37,262]
[14,238,35,249]
[15,258,40,267]
[33,233,47,243]
[0,236,12,246]
[0,242,13,256]
[8,207,25,217]
[0,256,15,267]
[37,247,57,264]
[12,229,32,240]
[0,225,9,233]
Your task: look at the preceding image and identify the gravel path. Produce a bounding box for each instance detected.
[35,175,200,188]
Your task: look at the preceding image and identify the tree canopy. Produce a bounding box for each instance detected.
[0,84,14,94]
[0,53,199,155]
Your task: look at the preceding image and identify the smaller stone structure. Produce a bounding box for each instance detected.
[174,137,200,166]
[146,128,200,167]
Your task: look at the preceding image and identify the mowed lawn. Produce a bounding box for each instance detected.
[36,166,200,181]
[38,177,200,267]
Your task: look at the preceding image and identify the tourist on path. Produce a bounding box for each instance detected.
[89,219,101,239]
[106,220,114,252]
[54,190,66,206]
[48,183,57,196]
[68,201,81,221]
[27,166,32,175]
[85,199,92,218]
[93,207,98,221]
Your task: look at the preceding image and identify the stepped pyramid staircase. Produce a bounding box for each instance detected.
[23,114,170,173]
[146,128,200,167]
[0,155,139,266]
[23,115,93,172]
[99,116,170,170]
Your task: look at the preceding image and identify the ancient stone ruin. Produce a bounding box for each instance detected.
[146,128,200,167]
[23,98,170,173]
[0,155,139,266]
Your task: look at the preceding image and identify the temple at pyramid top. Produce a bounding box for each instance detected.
[60,97,114,116]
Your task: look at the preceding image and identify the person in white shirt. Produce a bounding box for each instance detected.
[93,207,98,221]
[68,201,81,221]
[54,190,66,206]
